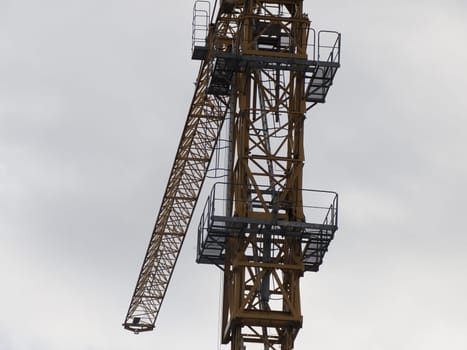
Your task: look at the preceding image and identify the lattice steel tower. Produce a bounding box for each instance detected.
[123,1,341,349]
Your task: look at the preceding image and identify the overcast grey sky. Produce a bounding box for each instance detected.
[1,1,466,349]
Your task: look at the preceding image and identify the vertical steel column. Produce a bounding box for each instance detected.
[221,1,309,349]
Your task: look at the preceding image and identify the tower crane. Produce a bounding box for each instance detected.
[123,1,341,349]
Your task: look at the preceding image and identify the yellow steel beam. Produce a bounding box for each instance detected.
[123,51,228,334]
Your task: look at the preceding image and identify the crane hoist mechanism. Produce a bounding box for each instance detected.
[123,0,341,349]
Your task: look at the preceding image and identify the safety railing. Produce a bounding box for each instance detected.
[307,29,341,64]
[307,28,317,61]
[198,182,338,239]
[318,30,341,63]
[192,1,211,54]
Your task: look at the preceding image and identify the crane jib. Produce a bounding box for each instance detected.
[123,56,229,334]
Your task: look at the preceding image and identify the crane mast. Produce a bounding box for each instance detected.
[124,0,341,348]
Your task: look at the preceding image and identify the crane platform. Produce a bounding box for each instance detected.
[194,27,341,108]
[197,183,338,272]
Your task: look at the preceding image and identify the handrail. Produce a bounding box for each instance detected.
[192,1,211,53]
[200,182,338,227]
[317,30,341,64]
[307,28,316,61]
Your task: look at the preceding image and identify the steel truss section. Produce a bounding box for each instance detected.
[195,1,341,349]
[123,3,244,334]
[123,54,228,335]
[123,1,341,349]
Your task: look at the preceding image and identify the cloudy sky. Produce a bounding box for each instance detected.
[1,1,466,349]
